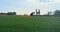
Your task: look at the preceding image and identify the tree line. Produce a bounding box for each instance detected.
[0,12,16,15]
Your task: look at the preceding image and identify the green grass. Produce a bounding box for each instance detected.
[0,16,60,32]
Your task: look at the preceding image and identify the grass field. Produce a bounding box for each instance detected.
[0,16,60,32]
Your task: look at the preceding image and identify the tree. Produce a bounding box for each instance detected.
[7,12,16,15]
[7,12,12,15]
[0,13,6,15]
[54,10,60,16]
[13,12,16,15]
[47,12,50,16]
[47,11,52,16]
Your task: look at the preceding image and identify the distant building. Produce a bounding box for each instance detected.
[30,9,40,16]
[30,12,35,16]
[36,9,40,16]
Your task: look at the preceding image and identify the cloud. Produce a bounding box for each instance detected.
[26,0,36,3]
[25,0,54,8]
[25,0,60,4]
[26,0,53,3]
[54,0,60,3]
[25,0,60,9]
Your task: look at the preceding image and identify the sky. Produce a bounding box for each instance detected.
[0,0,60,15]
